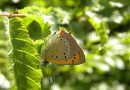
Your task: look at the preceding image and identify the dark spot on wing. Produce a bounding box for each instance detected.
[74,57,76,59]
[56,56,58,58]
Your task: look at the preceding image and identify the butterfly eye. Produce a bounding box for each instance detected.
[51,32,56,36]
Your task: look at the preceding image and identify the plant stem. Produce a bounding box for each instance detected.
[0,13,26,18]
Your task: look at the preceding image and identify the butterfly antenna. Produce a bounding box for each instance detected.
[50,65,55,82]
[48,64,55,82]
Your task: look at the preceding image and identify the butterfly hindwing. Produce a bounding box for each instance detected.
[44,29,85,65]
[45,32,71,60]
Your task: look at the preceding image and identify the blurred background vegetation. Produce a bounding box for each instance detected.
[0,0,130,90]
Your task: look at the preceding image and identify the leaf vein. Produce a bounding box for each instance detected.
[14,49,40,62]
[19,73,40,88]
[11,38,34,46]
[15,60,41,75]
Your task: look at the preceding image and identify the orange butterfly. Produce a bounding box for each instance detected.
[44,29,85,65]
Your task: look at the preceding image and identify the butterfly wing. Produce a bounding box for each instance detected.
[45,33,71,61]
[44,30,85,65]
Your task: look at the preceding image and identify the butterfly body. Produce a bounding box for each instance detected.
[44,29,85,65]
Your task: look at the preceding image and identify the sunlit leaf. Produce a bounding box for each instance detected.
[9,18,42,90]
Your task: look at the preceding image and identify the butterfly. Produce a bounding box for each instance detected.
[43,29,85,65]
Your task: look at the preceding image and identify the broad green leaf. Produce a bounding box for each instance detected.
[18,6,52,40]
[9,18,42,90]
[17,6,53,56]
[19,6,59,34]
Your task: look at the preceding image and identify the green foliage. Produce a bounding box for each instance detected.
[7,6,61,90]
[85,11,108,45]
[9,18,42,90]
[0,0,130,90]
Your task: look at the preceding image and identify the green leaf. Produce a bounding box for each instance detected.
[9,18,42,90]
[19,6,52,40]
[85,11,108,45]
